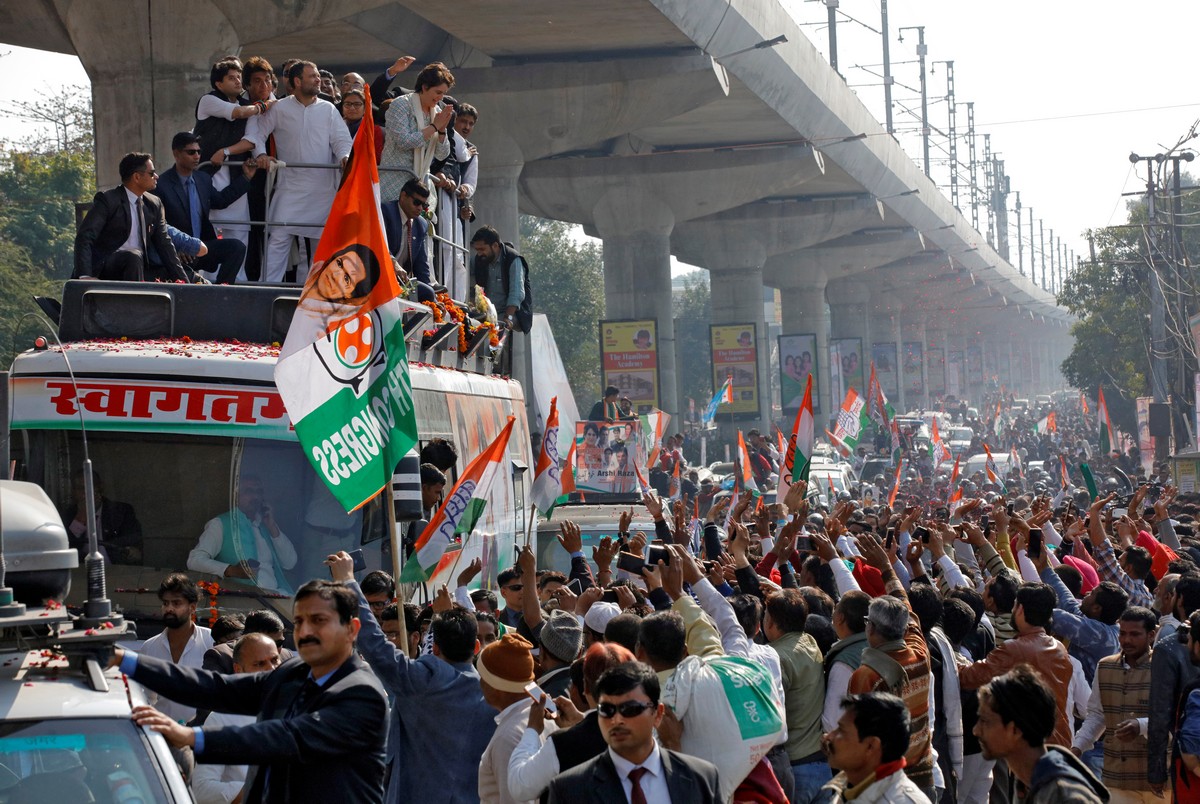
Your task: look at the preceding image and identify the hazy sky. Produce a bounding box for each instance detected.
[2,1,1197,269]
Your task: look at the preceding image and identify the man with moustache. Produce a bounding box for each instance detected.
[114,580,389,803]
[138,573,214,724]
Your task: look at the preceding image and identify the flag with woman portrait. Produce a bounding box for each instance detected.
[275,86,418,512]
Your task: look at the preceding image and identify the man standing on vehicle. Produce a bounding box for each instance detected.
[189,474,298,595]
[138,573,214,724]
[115,579,389,804]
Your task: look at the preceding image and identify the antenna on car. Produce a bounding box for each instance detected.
[26,317,123,630]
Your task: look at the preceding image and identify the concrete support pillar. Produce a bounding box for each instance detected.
[901,319,927,411]
[711,265,771,430]
[926,327,946,404]
[62,0,240,186]
[472,156,523,250]
[779,279,831,419]
[595,198,679,424]
[892,309,907,413]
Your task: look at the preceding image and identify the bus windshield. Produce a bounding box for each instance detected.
[17,428,388,623]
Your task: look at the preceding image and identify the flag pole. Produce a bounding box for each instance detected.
[525,503,537,548]
[384,486,411,657]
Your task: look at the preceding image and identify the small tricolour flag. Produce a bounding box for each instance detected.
[1035,411,1056,434]
[400,417,515,583]
[832,387,872,451]
[275,85,418,513]
[530,396,563,517]
[736,431,760,495]
[931,417,951,466]
[888,458,904,507]
[1059,455,1071,489]
[982,442,1007,492]
[776,374,814,503]
[1097,387,1117,455]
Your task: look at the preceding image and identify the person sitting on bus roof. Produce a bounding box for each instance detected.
[61,470,143,566]
[188,474,298,595]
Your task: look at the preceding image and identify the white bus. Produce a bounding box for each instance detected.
[5,282,532,630]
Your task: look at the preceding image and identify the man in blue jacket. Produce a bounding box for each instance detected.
[328,550,496,802]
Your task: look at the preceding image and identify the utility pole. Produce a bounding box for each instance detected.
[936,61,958,210]
[826,0,840,74]
[901,26,931,177]
[880,0,893,134]
[1015,191,1024,275]
[967,102,979,230]
[994,156,1010,260]
[1029,206,1036,283]
[1038,219,1046,290]
[983,134,994,246]
[1130,153,1170,420]
[1048,228,1055,292]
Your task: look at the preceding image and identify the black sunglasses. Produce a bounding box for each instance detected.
[597,700,656,719]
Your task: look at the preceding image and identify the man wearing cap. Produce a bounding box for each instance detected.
[479,633,547,804]
[584,602,622,646]
[538,609,583,698]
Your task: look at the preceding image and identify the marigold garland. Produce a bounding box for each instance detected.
[197,580,221,626]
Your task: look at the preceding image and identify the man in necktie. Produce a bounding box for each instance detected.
[73,152,199,282]
[159,131,253,283]
[394,178,436,302]
[547,662,721,803]
[112,580,389,804]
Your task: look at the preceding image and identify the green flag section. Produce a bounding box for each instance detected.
[401,417,515,583]
[1080,462,1099,501]
[275,90,418,513]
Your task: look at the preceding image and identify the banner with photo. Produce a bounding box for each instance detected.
[599,319,660,412]
[903,342,924,397]
[872,342,899,397]
[779,333,819,415]
[574,420,643,493]
[710,324,759,417]
[1136,397,1155,475]
[927,348,946,396]
[829,338,864,405]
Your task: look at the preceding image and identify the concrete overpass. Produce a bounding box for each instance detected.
[1,0,1074,428]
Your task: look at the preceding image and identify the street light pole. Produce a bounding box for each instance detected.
[826,0,840,74]
[880,0,893,134]
[898,26,929,176]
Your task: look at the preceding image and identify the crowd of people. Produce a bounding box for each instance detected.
[70,54,530,336]
[116,385,1200,804]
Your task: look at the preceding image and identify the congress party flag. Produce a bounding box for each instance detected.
[866,362,896,428]
[530,396,563,517]
[1080,392,1090,416]
[887,458,904,507]
[832,387,872,451]
[1097,387,1117,455]
[931,417,952,466]
[400,417,515,582]
[1059,455,1071,489]
[777,374,814,503]
[561,440,578,497]
[275,86,417,512]
[1035,411,1057,434]
[982,442,1007,492]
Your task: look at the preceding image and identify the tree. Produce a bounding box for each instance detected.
[672,270,712,412]
[519,216,605,415]
[1060,168,1200,438]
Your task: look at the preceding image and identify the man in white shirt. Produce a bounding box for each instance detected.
[478,633,541,804]
[244,60,353,283]
[137,573,215,724]
[191,633,281,804]
[546,662,721,803]
[188,474,298,595]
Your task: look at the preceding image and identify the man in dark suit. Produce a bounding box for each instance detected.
[202,608,294,675]
[395,178,436,302]
[547,662,720,804]
[114,579,388,804]
[158,131,254,283]
[73,152,198,283]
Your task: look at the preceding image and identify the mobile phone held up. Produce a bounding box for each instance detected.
[524,681,557,714]
[1027,528,1043,559]
[330,549,366,578]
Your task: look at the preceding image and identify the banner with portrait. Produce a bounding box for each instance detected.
[779,334,819,415]
[574,420,643,493]
[710,324,759,417]
[903,342,924,397]
[872,342,899,398]
[829,338,864,405]
[926,348,946,396]
[599,319,660,412]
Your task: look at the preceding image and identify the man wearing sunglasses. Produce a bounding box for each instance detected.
[159,131,255,283]
[547,661,720,803]
[394,178,436,302]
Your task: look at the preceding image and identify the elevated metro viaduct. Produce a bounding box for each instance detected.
[2,0,1073,429]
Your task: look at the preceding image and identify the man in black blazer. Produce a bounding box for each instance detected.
[73,152,198,283]
[158,131,254,283]
[114,579,388,804]
[547,662,720,804]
